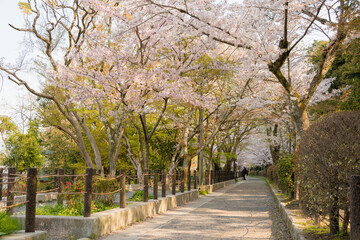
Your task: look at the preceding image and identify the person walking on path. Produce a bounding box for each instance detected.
[100,177,290,240]
[241,166,248,180]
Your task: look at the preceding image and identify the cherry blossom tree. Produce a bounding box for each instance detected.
[143,0,357,136]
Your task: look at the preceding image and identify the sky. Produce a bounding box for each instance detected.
[0,0,34,117]
[0,0,41,150]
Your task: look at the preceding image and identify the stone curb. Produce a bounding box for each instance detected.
[0,231,47,240]
[266,179,307,240]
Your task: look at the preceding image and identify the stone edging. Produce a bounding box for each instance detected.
[266,179,307,240]
[0,231,47,240]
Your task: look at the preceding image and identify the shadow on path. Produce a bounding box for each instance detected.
[100,177,290,240]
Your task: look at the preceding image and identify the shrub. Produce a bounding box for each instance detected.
[296,111,360,235]
[63,178,85,212]
[267,165,277,183]
[92,176,119,205]
[276,154,294,195]
[0,212,21,236]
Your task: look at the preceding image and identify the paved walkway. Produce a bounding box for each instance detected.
[100,177,290,240]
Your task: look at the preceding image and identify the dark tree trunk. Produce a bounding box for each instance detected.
[329,197,340,235]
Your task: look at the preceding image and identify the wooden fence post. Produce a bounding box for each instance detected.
[180,170,185,193]
[6,167,16,215]
[84,168,95,217]
[25,168,37,232]
[57,169,64,205]
[53,169,58,190]
[162,169,166,198]
[153,169,158,200]
[193,170,197,189]
[143,169,149,202]
[0,168,3,200]
[71,169,75,183]
[211,170,214,184]
[135,170,138,184]
[187,168,191,191]
[350,175,360,239]
[120,169,126,208]
[128,170,131,185]
[172,172,176,195]
[206,170,209,185]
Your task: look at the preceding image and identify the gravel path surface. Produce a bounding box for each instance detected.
[100,177,291,240]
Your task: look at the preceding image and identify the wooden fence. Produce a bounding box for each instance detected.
[0,167,238,233]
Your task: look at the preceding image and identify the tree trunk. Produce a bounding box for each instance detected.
[198,107,204,186]
[73,111,103,174]
[291,101,310,137]
[342,205,350,235]
[329,196,340,235]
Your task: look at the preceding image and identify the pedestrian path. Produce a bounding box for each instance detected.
[100,177,290,240]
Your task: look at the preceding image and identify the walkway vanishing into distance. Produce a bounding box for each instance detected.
[100,177,290,240]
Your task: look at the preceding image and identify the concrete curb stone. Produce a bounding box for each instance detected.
[0,231,47,240]
[266,179,307,240]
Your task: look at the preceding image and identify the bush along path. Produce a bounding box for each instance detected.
[100,177,291,240]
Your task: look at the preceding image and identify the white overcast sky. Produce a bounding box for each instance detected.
[0,1,34,117]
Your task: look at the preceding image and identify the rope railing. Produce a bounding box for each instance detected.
[94,174,122,181]
[0,201,29,210]
[5,178,28,184]
[0,199,30,203]
[58,192,86,195]
[92,188,121,196]
[52,174,87,178]
[11,191,27,194]
[36,188,59,193]
[126,176,138,180]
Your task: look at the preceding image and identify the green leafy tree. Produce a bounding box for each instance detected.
[4,121,44,172]
[309,38,360,115]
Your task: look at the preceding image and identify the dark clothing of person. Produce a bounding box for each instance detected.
[241,167,248,180]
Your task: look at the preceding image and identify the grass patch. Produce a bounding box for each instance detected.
[199,190,208,195]
[36,202,118,216]
[129,190,153,201]
[303,224,329,235]
[0,212,21,236]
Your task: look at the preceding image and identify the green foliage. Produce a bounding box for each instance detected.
[0,212,21,236]
[199,190,208,195]
[42,128,82,172]
[341,80,360,110]
[267,165,277,183]
[93,176,119,205]
[150,130,177,171]
[4,120,43,172]
[0,116,18,138]
[62,178,85,213]
[276,154,294,194]
[36,177,118,216]
[35,202,118,216]
[308,100,341,120]
[129,190,153,201]
[296,111,360,234]
[309,39,360,113]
